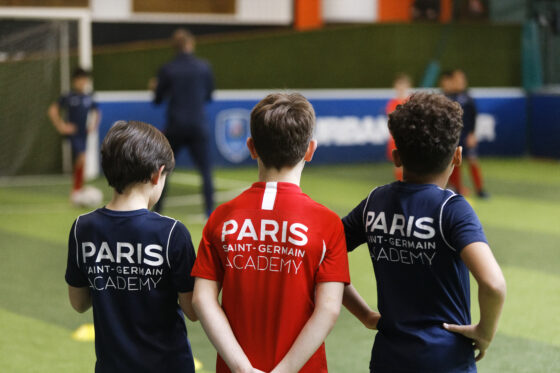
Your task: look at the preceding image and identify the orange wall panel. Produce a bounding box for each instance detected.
[294,0,322,31]
[378,0,414,22]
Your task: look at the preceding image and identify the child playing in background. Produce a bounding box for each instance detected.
[440,69,488,198]
[385,73,412,181]
[191,93,350,373]
[65,120,198,373]
[449,69,489,198]
[343,93,506,372]
[48,68,100,205]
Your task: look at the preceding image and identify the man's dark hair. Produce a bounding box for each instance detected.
[388,92,463,175]
[101,121,175,194]
[72,67,91,80]
[440,70,454,80]
[250,93,315,170]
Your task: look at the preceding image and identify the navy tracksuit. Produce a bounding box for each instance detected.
[153,52,215,216]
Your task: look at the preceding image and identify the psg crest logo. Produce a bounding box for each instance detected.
[215,108,251,163]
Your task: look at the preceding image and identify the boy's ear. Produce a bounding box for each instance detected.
[304,140,318,162]
[246,137,259,160]
[392,149,403,167]
[151,165,166,185]
[452,146,463,167]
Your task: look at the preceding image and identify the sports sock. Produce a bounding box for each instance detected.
[469,163,483,192]
[73,163,84,191]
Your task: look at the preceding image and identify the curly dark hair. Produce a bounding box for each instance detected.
[388,92,463,175]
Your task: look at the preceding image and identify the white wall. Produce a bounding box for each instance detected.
[91,0,131,20]
[237,0,292,24]
[90,0,292,25]
[322,0,378,23]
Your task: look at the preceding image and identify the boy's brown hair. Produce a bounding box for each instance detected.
[250,93,315,170]
[388,92,463,175]
[101,120,175,193]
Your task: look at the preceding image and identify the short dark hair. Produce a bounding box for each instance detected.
[172,28,195,52]
[72,68,91,80]
[101,121,175,194]
[250,93,315,170]
[388,92,463,175]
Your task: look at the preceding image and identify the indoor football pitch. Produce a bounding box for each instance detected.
[0,158,559,372]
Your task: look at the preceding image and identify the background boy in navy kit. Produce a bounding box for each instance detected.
[342,93,506,372]
[65,120,198,373]
[48,68,100,202]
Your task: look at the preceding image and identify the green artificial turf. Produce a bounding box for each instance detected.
[0,158,559,372]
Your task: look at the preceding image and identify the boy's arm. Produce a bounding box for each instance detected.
[178,292,197,321]
[343,284,380,330]
[47,102,76,135]
[68,286,91,313]
[88,108,101,133]
[444,241,506,361]
[192,278,263,373]
[271,281,344,373]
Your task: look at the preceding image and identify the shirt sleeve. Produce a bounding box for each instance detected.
[154,66,170,105]
[167,221,197,293]
[65,219,89,287]
[191,220,224,283]
[316,216,351,284]
[441,195,488,252]
[342,198,368,252]
[58,94,68,108]
[462,96,477,134]
[205,62,214,103]
[91,95,99,110]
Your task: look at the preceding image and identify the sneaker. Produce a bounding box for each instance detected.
[477,190,490,199]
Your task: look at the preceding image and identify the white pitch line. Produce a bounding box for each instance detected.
[170,173,248,189]
[0,175,70,187]
[165,188,246,207]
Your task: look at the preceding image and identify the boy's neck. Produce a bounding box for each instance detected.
[257,161,304,186]
[106,186,151,211]
[402,168,450,189]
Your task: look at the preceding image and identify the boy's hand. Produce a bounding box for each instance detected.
[443,322,490,361]
[59,122,77,135]
[363,310,381,330]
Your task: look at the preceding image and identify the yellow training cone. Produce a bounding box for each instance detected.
[71,323,95,341]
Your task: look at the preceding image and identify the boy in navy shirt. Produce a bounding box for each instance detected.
[48,68,100,203]
[342,93,506,373]
[65,120,198,373]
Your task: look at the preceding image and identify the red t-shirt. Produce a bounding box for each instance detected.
[386,97,407,160]
[192,182,350,373]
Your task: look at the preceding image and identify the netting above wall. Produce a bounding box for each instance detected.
[0,20,77,176]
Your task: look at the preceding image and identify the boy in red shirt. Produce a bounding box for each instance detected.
[385,74,412,181]
[192,93,350,373]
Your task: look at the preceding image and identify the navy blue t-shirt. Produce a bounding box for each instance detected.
[446,91,477,146]
[65,208,196,373]
[154,52,214,131]
[343,182,487,373]
[58,91,98,138]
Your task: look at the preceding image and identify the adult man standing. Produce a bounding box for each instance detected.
[151,29,215,216]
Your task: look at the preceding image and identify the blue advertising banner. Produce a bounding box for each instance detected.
[529,93,560,159]
[96,89,528,168]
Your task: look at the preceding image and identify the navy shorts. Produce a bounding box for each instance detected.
[68,135,87,158]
